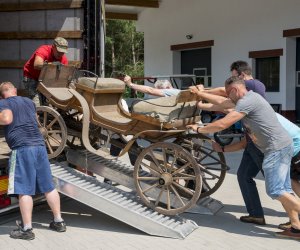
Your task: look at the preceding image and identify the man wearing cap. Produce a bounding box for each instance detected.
[23,37,69,106]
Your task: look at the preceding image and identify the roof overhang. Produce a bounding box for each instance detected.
[105,0,160,20]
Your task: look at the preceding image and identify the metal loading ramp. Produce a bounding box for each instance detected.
[51,162,198,239]
[65,149,224,215]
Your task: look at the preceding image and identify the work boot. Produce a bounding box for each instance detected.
[10,220,35,240]
[278,221,292,230]
[275,227,300,240]
[49,221,67,232]
[240,215,266,225]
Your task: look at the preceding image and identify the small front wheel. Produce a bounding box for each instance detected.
[36,106,67,159]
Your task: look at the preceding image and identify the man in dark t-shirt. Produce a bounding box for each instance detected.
[192,61,267,225]
[0,82,66,240]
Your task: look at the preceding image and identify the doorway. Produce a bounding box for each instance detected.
[181,48,211,87]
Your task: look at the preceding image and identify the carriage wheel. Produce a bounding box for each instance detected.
[36,106,67,159]
[134,142,202,215]
[175,134,227,198]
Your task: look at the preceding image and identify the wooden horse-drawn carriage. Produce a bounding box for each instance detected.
[35,64,228,216]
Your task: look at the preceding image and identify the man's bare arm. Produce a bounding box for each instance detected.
[123,75,165,97]
[130,84,165,97]
[33,55,45,70]
[204,87,227,97]
[191,86,234,109]
[187,110,245,133]
[0,109,13,125]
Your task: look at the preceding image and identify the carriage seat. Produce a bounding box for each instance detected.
[44,88,74,102]
[131,95,199,123]
[77,77,125,92]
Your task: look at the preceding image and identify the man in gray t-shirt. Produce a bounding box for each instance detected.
[188,76,300,239]
[235,90,291,153]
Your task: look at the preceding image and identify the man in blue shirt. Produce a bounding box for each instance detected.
[0,82,66,240]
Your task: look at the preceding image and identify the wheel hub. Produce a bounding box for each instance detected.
[159,173,173,186]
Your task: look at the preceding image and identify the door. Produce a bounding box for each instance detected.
[181,48,211,87]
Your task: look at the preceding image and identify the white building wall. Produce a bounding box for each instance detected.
[137,0,300,110]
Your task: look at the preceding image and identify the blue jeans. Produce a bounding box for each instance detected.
[263,144,293,199]
[237,141,264,217]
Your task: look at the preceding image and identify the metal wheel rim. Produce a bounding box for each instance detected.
[36,106,67,159]
[133,142,202,216]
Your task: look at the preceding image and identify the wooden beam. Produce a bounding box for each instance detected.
[283,28,300,37]
[0,1,83,12]
[0,31,82,40]
[170,40,214,51]
[249,49,283,58]
[105,0,159,8]
[106,12,138,20]
[0,60,81,69]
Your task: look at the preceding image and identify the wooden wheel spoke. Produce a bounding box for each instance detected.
[45,139,54,154]
[137,176,160,181]
[142,183,159,194]
[162,148,168,171]
[166,187,171,210]
[46,117,58,129]
[47,130,62,134]
[37,118,43,128]
[140,161,162,176]
[173,172,195,178]
[43,111,48,127]
[48,135,61,146]
[148,150,164,172]
[173,176,196,181]
[172,181,194,197]
[155,188,164,206]
[172,162,191,176]
[170,184,186,207]
[170,151,178,171]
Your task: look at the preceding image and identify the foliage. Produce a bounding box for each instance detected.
[105,19,144,98]
[105,20,144,76]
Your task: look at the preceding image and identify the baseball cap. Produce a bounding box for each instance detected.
[53,37,68,53]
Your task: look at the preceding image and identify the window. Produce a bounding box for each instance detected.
[255,57,280,92]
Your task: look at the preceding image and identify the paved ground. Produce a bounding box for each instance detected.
[0,139,299,249]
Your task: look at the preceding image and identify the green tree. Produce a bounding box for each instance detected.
[105,19,144,97]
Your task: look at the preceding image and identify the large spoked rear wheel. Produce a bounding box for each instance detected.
[134,142,202,216]
[175,135,227,198]
[36,106,67,159]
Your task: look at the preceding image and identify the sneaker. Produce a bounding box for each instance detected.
[275,228,300,240]
[240,215,266,225]
[278,221,292,230]
[10,221,35,240]
[49,221,67,232]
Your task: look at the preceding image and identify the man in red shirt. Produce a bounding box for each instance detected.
[23,37,69,105]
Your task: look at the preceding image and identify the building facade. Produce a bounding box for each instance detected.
[136,0,300,121]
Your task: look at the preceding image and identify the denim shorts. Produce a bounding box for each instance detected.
[8,146,55,195]
[262,144,293,199]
